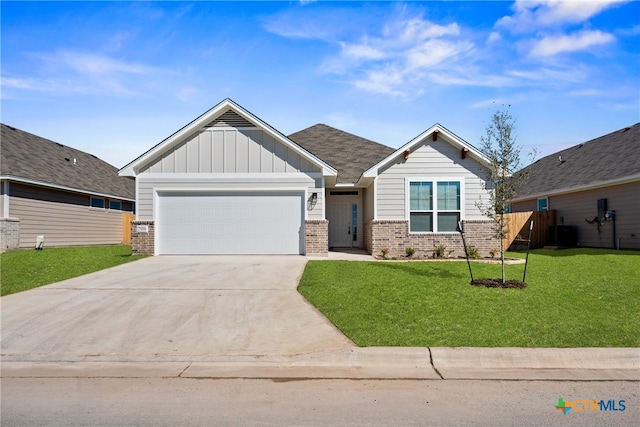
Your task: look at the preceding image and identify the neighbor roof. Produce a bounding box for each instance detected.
[512,122,640,201]
[288,124,395,184]
[1,123,135,200]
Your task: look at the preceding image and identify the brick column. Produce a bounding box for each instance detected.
[305,219,328,256]
[131,221,155,255]
[0,217,20,252]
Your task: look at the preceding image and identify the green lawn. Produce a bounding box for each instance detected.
[298,249,640,347]
[0,245,147,296]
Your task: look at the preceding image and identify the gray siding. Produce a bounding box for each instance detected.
[140,129,320,175]
[137,174,325,221]
[376,138,490,220]
[513,181,640,249]
[8,184,125,248]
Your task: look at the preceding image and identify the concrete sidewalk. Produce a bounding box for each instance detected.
[2,347,638,380]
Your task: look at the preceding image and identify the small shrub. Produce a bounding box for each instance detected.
[489,248,500,259]
[466,245,480,259]
[380,248,390,260]
[433,244,447,259]
[405,247,415,258]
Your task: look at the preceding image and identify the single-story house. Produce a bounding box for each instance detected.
[1,123,135,251]
[510,123,640,250]
[119,98,498,257]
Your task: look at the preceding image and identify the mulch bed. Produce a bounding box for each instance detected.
[471,278,527,289]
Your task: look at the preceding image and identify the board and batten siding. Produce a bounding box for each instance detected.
[8,184,125,248]
[136,127,325,221]
[512,181,640,250]
[375,139,490,220]
[136,174,324,221]
[140,129,320,175]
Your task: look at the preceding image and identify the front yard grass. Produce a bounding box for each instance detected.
[0,245,147,296]
[298,249,640,347]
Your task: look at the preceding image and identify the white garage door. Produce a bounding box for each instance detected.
[157,192,304,255]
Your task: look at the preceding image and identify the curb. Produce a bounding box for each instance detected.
[2,347,638,381]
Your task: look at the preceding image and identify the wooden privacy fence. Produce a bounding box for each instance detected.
[122,213,135,245]
[502,210,557,250]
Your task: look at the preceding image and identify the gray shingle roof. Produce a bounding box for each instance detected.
[514,123,640,199]
[289,124,395,184]
[1,123,135,200]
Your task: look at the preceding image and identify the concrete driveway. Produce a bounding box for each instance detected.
[1,256,353,363]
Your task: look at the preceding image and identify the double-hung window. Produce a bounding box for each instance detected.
[408,179,462,232]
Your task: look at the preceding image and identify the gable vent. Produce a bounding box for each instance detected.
[205,110,255,128]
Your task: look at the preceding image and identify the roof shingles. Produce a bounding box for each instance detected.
[515,123,640,199]
[1,123,134,199]
[289,124,395,184]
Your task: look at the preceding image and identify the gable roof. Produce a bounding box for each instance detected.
[119,98,337,178]
[1,123,135,200]
[361,123,491,182]
[512,123,640,201]
[288,124,395,184]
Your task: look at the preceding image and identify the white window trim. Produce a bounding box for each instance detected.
[405,177,465,233]
[537,197,549,212]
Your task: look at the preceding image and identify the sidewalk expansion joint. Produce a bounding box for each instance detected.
[428,347,444,379]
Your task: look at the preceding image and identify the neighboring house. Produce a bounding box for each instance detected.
[510,123,640,250]
[1,124,135,251]
[119,98,497,257]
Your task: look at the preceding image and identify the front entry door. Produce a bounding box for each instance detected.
[327,191,361,248]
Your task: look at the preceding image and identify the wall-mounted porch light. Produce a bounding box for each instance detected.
[307,192,318,210]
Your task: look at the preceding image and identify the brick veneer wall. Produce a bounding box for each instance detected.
[365,219,498,259]
[0,217,20,252]
[305,219,328,256]
[131,221,155,255]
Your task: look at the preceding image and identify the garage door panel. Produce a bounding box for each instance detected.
[158,192,304,255]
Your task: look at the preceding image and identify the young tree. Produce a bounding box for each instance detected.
[476,108,531,283]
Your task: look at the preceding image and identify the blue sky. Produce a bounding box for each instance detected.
[2,1,639,169]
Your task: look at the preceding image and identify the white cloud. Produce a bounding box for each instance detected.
[40,51,153,77]
[340,42,386,61]
[407,39,473,69]
[2,50,163,97]
[328,15,475,96]
[530,30,615,57]
[487,32,501,43]
[498,0,629,31]
[394,18,460,42]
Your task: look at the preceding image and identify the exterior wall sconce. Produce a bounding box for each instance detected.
[307,192,318,210]
[461,147,469,159]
